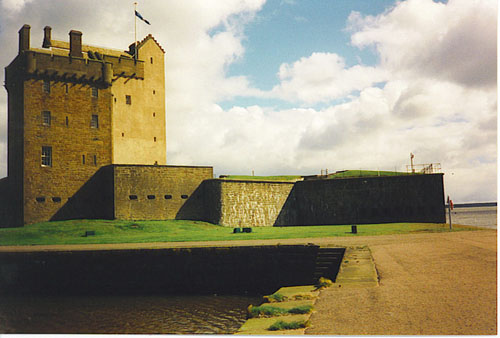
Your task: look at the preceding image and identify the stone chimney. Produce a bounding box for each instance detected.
[69,30,83,58]
[42,26,52,48]
[18,24,30,53]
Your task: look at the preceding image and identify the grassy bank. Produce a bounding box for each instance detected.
[0,219,481,246]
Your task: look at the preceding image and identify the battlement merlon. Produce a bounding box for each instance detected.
[8,24,146,87]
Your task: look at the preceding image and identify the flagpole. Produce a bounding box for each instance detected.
[134,1,137,60]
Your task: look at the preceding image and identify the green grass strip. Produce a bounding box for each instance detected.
[248,304,313,318]
[0,219,481,246]
[268,319,310,331]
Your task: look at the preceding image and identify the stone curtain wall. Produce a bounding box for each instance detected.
[291,174,446,225]
[203,180,295,227]
[206,174,446,227]
[113,165,213,220]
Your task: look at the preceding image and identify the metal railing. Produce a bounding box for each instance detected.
[406,163,441,174]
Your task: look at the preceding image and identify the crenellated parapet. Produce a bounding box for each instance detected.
[18,50,144,87]
[7,24,144,88]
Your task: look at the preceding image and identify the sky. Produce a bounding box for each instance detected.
[0,0,497,203]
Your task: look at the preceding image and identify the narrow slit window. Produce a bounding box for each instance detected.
[125,95,132,105]
[82,154,86,164]
[91,87,98,98]
[65,84,69,94]
[91,115,99,128]
[42,111,51,126]
[36,197,46,203]
[154,137,157,142]
[150,57,153,64]
[181,194,188,199]
[41,146,52,167]
[65,116,69,126]
[93,155,97,166]
[129,195,138,200]
[147,195,156,200]
[52,197,62,203]
[164,194,172,200]
[43,80,50,93]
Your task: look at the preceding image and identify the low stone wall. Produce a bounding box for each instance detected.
[0,245,321,295]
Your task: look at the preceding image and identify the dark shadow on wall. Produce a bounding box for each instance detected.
[175,179,220,224]
[0,177,23,228]
[275,175,446,226]
[50,166,115,221]
[274,184,298,226]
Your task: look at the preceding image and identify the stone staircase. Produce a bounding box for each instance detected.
[312,247,345,283]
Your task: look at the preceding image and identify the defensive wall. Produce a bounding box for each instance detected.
[0,164,213,226]
[193,174,446,227]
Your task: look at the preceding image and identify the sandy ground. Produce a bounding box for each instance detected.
[0,230,496,334]
[306,230,497,335]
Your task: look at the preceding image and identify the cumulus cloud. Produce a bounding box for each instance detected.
[348,0,497,88]
[271,52,388,104]
[0,0,496,203]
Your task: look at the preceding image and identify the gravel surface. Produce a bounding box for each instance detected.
[306,230,497,335]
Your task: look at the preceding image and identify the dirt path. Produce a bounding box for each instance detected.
[306,230,497,335]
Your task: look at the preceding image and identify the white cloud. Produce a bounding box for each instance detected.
[0,0,496,203]
[348,0,497,88]
[271,52,388,104]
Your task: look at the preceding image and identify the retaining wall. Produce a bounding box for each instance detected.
[0,245,323,295]
[202,174,446,226]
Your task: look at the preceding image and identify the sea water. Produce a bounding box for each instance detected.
[446,206,497,229]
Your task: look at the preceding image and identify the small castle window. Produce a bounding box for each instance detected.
[82,155,85,164]
[52,197,62,203]
[126,95,132,105]
[153,90,155,95]
[181,195,188,199]
[41,146,52,167]
[153,112,155,117]
[91,87,98,98]
[164,194,172,200]
[65,84,69,94]
[36,197,46,203]
[154,137,157,142]
[91,115,99,128]
[129,195,138,200]
[121,132,125,137]
[93,155,97,166]
[147,195,156,200]
[150,57,153,64]
[42,111,51,126]
[65,116,69,127]
[43,80,50,93]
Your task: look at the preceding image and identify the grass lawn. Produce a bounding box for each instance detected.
[0,219,481,246]
[221,175,302,181]
[327,170,420,179]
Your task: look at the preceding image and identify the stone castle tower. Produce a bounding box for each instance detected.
[4,25,167,225]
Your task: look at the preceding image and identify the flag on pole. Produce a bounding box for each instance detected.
[135,10,151,25]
